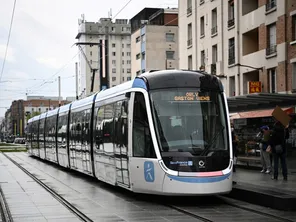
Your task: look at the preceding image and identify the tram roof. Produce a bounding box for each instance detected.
[227,93,296,113]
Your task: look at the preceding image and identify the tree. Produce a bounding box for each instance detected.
[26,111,41,122]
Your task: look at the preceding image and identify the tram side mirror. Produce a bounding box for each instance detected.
[125,92,131,98]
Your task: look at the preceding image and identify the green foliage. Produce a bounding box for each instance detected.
[26,111,41,121]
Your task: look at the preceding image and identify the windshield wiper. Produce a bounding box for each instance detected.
[200,126,225,156]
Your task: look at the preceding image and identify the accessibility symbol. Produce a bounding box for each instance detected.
[144,161,155,182]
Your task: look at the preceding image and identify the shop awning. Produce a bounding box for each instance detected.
[227,93,296,113]
[230,107,294,120]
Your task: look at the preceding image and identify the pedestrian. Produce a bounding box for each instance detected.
[267,120,289,181]
[231,125,238,172]
[259,125,271,174]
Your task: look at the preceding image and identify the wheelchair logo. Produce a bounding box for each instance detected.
[144,161,155,182]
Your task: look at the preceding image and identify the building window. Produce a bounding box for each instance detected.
[122,69,124,73]
[136,53,141,60]
[228,38,235,65]
[127,68,131,73]
[166,51,175,60]
[187,0,192,15]
[211,8,218,36]
[266,23,277,56]
[112,60,116,64]
[127,77,131,81]
[212,45,218,74]
[266,0,277,12]
[112,52,116,56]
[136,36,140,43]
[122,77,125,81]
[188,55,192,70]
[187,23,192,47]
[228,0,235,28]
[293,63,296,91]
[292,15,296,42]
[112,77,116,81]
[200,50,205,67]
[127,52,131,56]
[141,52,146,60]
[112,68,116,73]
[127,60,131,64]
[122,44,124,48]
[268,68,276,93]
[90,51,92,56]
[122,60,124,64]
[200,16,205,37]
[127,27,131,31]
[112,43,116,47]
[122,52,124,56]
[166,33,175,42]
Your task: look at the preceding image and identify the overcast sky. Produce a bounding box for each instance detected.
[0,0,177,117]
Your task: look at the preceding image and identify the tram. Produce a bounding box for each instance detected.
[26,70,233,195]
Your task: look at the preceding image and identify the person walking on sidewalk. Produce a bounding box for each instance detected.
[231,125,238,172]
[267,120,289,181]
[259,125,272,174]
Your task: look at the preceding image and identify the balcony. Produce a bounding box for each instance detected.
[211,26,217,36]
[187,7,192,16]
[266,0,276,12]
[228,18,235,28]
[187,38,192,47]
[266,44,277,56]
[211,63,217,75]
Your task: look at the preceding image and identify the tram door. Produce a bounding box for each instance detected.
[114,99,130,187]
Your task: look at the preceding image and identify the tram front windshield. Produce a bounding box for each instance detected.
[150,88,229,172]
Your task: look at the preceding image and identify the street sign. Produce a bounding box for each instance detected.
[248,81,262,94]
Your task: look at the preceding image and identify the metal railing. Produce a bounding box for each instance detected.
[187,38,192,47]
[211,26,217,35]
[187,7,192,15]
[211,63,216,75]
[266,44,277,56]
[266,0,276,11]
[228,18,235,28]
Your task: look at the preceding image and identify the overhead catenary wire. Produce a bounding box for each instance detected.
[0,0,17,82]
[26,0,133,92]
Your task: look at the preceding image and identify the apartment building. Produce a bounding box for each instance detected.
[76,15,132,98]
[179,0,296,97]
[130,8,179,78]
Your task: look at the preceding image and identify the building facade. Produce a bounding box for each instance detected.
[179,0,296,97]
[131,8,179,78]
[76,15,132,98]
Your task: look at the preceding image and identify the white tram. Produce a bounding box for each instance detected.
[26,70,233,195]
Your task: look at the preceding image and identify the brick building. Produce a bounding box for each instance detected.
[7,97,72,137]
[178,0,296,97]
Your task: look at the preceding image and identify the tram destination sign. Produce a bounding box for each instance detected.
[174,92,210,101]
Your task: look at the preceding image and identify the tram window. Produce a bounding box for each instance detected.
[114,100,128,148]
[94,107,104,150]
[133,92,156,158]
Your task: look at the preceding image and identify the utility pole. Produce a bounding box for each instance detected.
[58,76,61,106]
[75,62,78,100]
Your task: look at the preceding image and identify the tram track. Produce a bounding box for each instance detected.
[0,184,13,222]
[218,196,294,222]
[3,153,93,222]
[163,195,294,222]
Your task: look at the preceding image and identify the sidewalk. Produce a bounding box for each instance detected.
[228,168,296,210]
